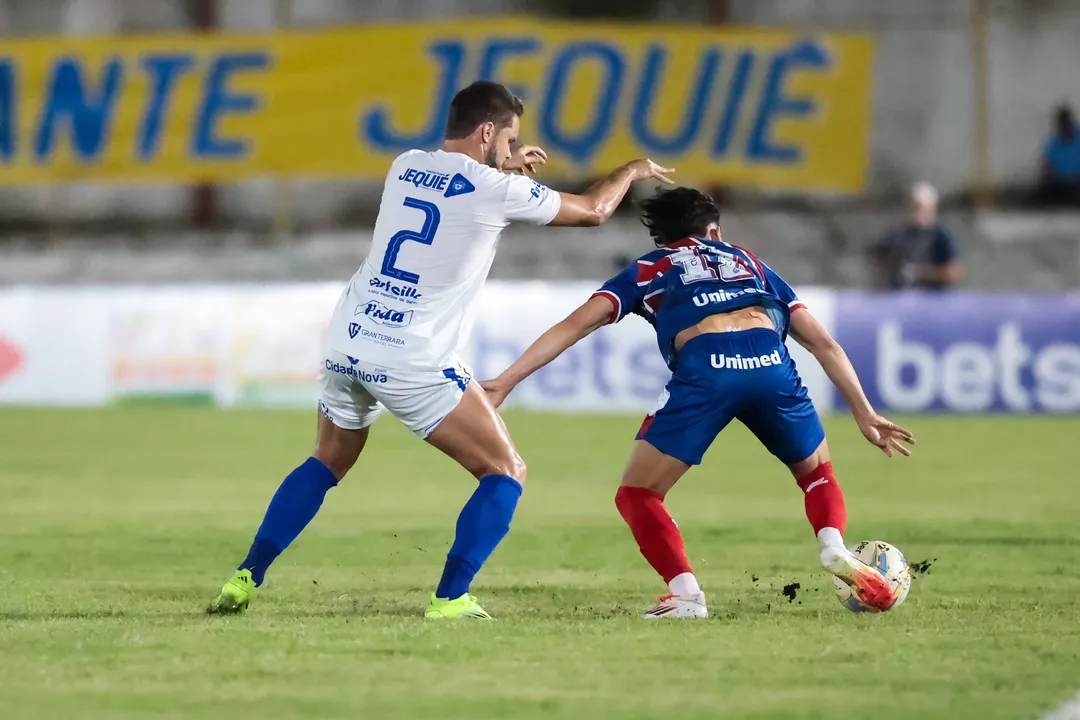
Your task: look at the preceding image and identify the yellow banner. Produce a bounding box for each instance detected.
[0,21,874,192]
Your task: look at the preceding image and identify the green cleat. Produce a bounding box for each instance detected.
[424,593,492,619]
[206,569,257,615]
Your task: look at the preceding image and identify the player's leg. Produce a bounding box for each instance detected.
[739,357,895,610]
[787,438,895,610]
[207,354,381,614]
[616,378,733,619]
[422,380,526,618]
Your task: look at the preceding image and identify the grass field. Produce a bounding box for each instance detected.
[0,407,1078,719]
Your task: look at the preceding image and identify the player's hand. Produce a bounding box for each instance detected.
[628,158,675,185]
[856,412,916,458]
[479,378,513,409]
[504,145,548,176]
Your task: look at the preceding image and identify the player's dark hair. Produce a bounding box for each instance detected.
[638,187,720,247]
[444,81,525,140]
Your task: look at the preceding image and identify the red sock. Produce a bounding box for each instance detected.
[796,462,847,535]
[614,486,693,583]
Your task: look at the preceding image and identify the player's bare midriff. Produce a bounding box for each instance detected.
[673,305,775,351]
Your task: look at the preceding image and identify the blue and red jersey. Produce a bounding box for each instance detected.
[592,238,805,370]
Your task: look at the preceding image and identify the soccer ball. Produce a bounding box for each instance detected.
[834,540,912,612]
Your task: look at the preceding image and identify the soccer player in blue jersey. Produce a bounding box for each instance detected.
[482,187,915,618]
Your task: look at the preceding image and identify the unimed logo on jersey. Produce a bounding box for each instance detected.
[710,350,782,370]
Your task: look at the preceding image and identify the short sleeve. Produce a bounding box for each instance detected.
[501,173,562,225]
[760,260,804,312]
[930,227,958,265]
[591,261,646,324]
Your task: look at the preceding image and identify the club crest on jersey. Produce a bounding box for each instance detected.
[369,276,422,300]
[444,173,475,198]
[359,301,413,329]
[398,168,450,193]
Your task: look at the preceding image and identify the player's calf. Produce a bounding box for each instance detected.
[425,384,528,609]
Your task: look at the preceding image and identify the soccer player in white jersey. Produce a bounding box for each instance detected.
[207,81,674,618]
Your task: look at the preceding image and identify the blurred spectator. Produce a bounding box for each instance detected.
[1031,104,1080,208]
[871,182,960,290]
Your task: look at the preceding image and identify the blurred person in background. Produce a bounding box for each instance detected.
[870,181,960,290]
[1032,104,1080,208]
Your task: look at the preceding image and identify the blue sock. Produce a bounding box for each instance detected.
[436,474,522,600]
[239,457,338,586]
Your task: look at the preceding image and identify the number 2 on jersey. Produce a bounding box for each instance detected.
[381,197,441,284]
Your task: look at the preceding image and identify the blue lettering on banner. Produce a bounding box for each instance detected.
[192,52,270,159]
[468,326,668,406]
[138,54,196,161]
[834,292,1080,414]
[478,37,540,101]
[536,345,581,398]
[362,40,466,152]
[540,41,625,163]
[35,56,124,163]
[747,39,831,164]
[712,51,755,158]
[631,46,720,156]
[0,60,14,163]
[357,36,845,170]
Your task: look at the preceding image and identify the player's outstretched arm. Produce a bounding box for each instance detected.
[789,308,916,458]
[549,159,674,227]
[480,296,614,408]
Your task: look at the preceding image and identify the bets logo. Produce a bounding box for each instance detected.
[0,336,23,381]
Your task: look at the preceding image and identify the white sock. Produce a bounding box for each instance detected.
[817,527,846,552]
[668,572,702,597]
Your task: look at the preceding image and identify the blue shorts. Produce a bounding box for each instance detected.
[638,329,825,466]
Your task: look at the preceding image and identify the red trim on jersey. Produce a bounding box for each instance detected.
[591,291,621,324]
[636,256,674,285]
[728,243,766,283]
[789,301,807,313]
[636,413,656,440]
[642,289,664,315]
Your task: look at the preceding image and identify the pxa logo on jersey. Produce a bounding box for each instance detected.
[357,301,413,329]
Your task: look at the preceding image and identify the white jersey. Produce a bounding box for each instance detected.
[327,149,562,369]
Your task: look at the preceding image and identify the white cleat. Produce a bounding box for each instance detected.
[820,546,896,611]
[642,592,708,619]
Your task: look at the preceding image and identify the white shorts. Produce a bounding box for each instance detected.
[317,349,473,438]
